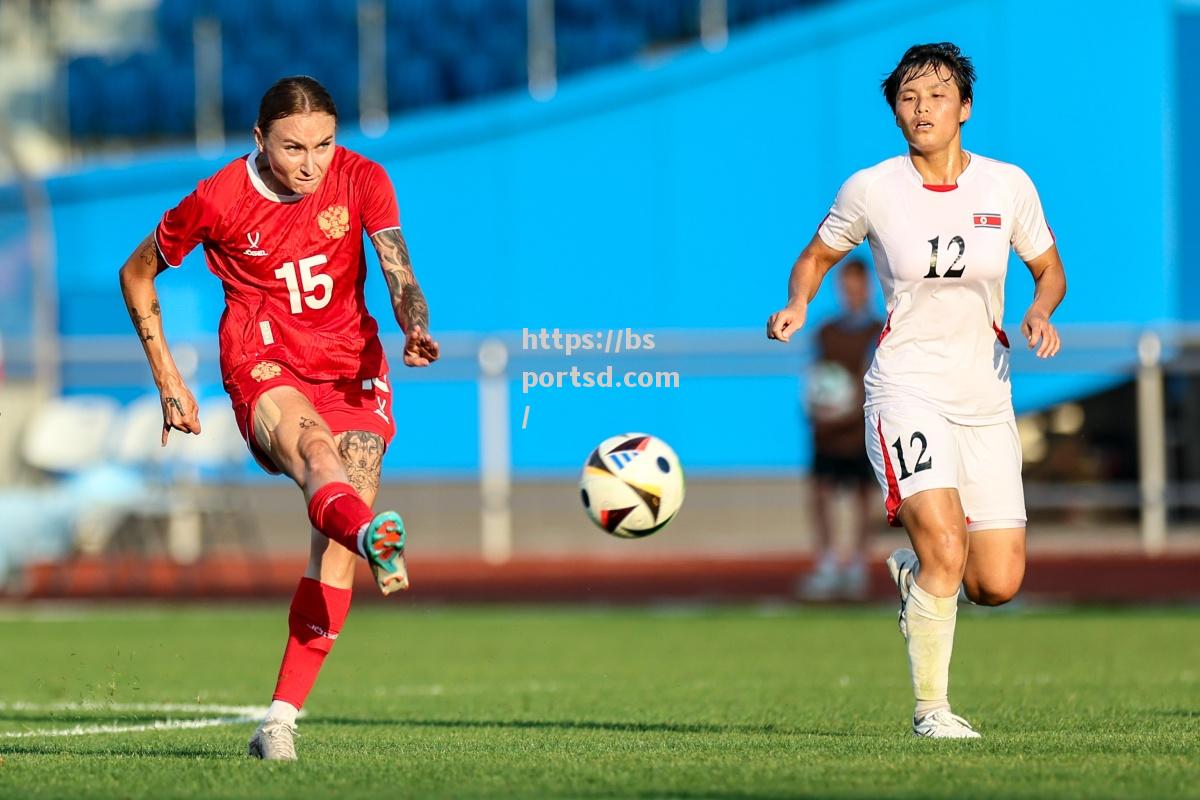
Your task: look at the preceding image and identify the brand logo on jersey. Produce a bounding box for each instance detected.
[243,231,269,257]
[973,213,1002,229]
[250,361,282,382]
[373,396,389,422]
[318,205,350,240]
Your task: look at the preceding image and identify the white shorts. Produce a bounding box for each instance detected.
[864,403,1026,532]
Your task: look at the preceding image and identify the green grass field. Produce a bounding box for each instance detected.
[0,605,1196,799]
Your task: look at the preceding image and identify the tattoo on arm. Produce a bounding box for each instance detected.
[337,431,384,498]
[129,301,161,343]
[373,229,429,332]
[165,397,183,415]
[137,237,169,273]
[400,282,430,334]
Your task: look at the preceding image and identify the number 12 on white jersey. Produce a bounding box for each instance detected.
[274,255,332,314]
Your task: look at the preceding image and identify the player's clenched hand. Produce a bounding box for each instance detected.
[403,325,440,367]
[1021,309,1060,359]
[158,376,201,445]
[767,304,807,342]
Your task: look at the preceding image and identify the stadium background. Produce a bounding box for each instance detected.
[0,0,1197,594]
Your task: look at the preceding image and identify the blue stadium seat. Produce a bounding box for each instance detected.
[386,55,446,111]
[61,0,829,140]
[156,0,197,50]
[65,55,106,139]
[104,56,154,139]
[145,50,195,138]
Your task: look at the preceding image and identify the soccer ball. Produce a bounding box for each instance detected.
[579,433,685,538]
[805,360,857,421]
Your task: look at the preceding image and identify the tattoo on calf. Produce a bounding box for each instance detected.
[338,431,384,496]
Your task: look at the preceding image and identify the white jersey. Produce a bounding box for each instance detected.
[817,153,1055,425]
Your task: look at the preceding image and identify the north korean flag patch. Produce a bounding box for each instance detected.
[973,213,1002,228]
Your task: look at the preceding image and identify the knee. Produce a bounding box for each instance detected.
[297,432,341,475]
[964,574,1023,606]
[921,530,969,577]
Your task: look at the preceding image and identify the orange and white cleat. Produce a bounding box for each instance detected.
[361,511,410,595]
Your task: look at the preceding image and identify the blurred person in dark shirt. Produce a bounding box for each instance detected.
[801,259,882,599]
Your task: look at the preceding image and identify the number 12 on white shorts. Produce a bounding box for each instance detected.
[864,404,1027,532]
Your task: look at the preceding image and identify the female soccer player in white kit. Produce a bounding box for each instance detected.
[767,43,1066,738]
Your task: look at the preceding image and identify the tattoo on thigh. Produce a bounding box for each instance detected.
[338,431,384,496]
[299,417,318,429]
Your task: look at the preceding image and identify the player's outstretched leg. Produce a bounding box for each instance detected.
[255,388,410,596]
[307,483,408,593]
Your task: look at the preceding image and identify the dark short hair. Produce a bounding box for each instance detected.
[256,76,338,136]
[840,258,868,277]
[881,43,975,110]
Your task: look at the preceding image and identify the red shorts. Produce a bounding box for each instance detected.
[224,359,396,475]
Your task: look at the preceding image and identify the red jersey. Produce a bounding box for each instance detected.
[155,146,399,382]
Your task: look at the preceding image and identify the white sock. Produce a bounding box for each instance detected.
[904,580,958,720]
[264,699,299,726]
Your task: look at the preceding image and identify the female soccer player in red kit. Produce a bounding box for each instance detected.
[768,44,1066,737]
[118,76,439,760]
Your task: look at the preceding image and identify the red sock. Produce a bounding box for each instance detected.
[307,482,374,556]
[272,577,353,709]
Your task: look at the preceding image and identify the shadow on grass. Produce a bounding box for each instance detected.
[0,742,233,759]
[306,716,862,737]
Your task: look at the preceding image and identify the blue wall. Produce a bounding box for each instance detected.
[1179,6,1199,319]
[38,0,1177,476]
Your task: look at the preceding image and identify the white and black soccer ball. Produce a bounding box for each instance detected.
[805,360,857,422]
[579,433,685,538]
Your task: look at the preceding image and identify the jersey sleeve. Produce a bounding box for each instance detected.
[816,170,871,252]
[155,182,219,268]
[1008,167,1055,262]
[358,161,401,237]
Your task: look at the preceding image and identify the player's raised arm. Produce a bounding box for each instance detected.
[370,228,440,367]
[767,233,850,342]
[117,233,201,444]
[1020,244,1066,359]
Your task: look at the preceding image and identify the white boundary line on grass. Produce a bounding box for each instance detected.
[0,701,268,739]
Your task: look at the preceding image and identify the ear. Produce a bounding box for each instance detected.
[253,126,265,152]
[959,98,972,125]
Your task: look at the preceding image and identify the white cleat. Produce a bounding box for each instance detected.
[797,562,841,601]
[886,548,919,638]
[913,709,981,739]
[247,718,298,761]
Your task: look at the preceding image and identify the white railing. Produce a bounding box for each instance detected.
[1,323,1194,558]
